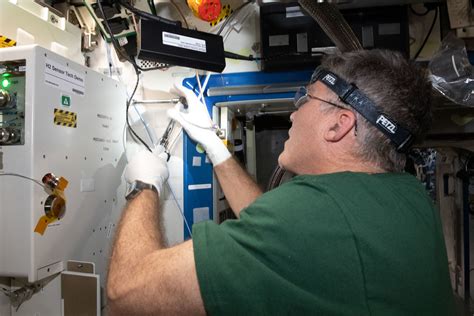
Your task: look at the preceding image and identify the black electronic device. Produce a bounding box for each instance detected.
[260,3,409,71]
[85,0,136,42]
[138,19,226,73]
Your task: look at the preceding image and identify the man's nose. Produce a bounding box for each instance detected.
[290,111,296,122]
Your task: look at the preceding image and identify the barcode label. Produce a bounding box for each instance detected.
[164,33,180,40]
[162,32,206,53]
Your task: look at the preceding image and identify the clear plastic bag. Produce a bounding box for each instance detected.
[429,33,474,106]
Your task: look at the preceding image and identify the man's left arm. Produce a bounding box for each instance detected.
[106,148,206,315]
[107,190,205,315]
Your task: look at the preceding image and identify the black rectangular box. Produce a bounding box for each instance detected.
[260,3,409,72]
[138,19,226,72]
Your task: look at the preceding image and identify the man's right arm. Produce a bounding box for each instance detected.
[168,83,262,217]
[214,157,263,218]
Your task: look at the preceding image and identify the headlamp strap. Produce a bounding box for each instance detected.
[311,67,413,152]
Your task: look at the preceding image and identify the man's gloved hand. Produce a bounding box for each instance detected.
[167,83,231,166]
[124,145,169,196]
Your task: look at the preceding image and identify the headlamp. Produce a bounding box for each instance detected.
[310,66,414,153]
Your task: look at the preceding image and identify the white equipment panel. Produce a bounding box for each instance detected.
[0,1,83,64]
[0,45,127,284]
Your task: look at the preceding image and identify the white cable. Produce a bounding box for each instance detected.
[167,128,183,153]
[104,39,190,236]
[451,54,461,78]
[197,73,212,101]
[195,71,203,101]
[131,103,157,147]
[182,72,220,131]
[115,62,156,148]
[0,173,46,189]
[166,182,192,238]
[104,39,156,149]
[161,128,192,237]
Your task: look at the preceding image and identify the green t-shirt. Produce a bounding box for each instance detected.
[193,172,454,315]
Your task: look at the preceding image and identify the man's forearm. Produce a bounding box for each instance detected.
[214,157,263,217]
[107,190,164,307]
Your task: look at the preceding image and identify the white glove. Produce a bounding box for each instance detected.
[124,145,169,196]
[167,83,231,166]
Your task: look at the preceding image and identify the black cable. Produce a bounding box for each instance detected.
[97,0,137,67]
[118,0,180,27]
[224,50,316,61]
[413,7,438,60]
[97,1,170,72]
[210,1,258,66]
[224,51,263,61]
[409,4,430,16]
[97,0,153,152]
[147,0,157,16]
[126,71,153,153]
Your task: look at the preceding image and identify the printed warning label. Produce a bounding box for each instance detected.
[0,35,16,48]
[54,108,77,128]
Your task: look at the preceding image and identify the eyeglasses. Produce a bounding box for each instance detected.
[294,86,358,135]
[294,86,347,110]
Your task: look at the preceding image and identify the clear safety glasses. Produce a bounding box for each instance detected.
[293,86,358,136]
[293,86,347,110]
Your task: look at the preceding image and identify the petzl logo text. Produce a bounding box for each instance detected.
[376,115,397,134]
[323,74,336,85]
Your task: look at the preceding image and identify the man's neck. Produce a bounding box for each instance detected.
[314,150,386,175]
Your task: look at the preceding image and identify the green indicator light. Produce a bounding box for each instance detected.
[1,78,10,88]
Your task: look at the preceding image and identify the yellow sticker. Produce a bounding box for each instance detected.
[210,4,232,27]
[0,35,16,48]
[54,108,77,128]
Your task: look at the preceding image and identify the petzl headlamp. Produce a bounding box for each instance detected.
[311,66,414,153]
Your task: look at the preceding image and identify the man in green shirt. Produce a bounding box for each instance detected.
[107,49,454,315]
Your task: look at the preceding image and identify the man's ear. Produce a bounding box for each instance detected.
[324,110,356,142]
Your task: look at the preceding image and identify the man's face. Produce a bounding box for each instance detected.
[278,82,338,174]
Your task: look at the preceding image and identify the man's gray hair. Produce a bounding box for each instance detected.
[320,49,433,172]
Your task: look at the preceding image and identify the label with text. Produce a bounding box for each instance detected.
[162,32,206,53]
[45,59,85,96]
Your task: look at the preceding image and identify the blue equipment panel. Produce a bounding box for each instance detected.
[181,70,313,239]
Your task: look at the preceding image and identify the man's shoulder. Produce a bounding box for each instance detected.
[240,174,348,222]
[291,171,422,194]
[245,171,426,219]
[266,172,418,194]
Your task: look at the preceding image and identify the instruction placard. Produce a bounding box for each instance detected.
[45,58,85,96]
